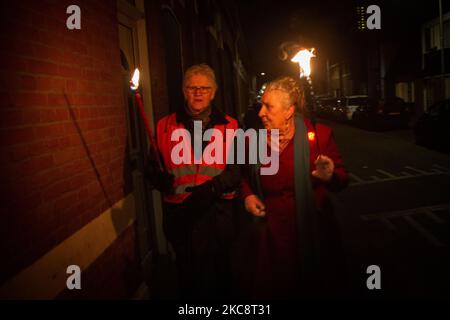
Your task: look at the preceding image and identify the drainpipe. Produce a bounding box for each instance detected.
[439,0,445,76]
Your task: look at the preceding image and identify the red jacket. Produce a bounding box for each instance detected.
[241,117,349,210]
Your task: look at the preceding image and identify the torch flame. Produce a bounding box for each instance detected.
[130,68,140,90]
[291,48,315,78]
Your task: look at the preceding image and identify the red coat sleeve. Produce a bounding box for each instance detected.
[308,121,349,192]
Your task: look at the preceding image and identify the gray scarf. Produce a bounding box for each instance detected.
[293,114,318,287]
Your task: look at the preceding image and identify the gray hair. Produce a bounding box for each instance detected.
[183,63,217,89]
[265,76,306,114]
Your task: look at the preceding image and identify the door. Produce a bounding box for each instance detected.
[117,0,166,290]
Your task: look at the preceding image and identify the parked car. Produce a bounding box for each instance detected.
[334,95,374,122]
[414,99,450,152]
[316,96,341,119]
[353,97,411,130]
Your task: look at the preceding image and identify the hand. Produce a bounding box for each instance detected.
[244,194,266,217]
[312,155,335,182]
[184,180,220,214]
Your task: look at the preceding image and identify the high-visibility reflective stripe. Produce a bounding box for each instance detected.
[174,183,197,195]
[168,165,197,178]
[221,191,237,199]
[198,166,224,177]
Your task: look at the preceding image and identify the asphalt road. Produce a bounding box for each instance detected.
[322,119,450,298]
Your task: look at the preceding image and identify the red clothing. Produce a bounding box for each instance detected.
[241,118,348,298]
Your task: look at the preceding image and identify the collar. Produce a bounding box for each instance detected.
[175,104,229,126]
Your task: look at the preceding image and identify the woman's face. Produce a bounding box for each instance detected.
[258,90,294,130]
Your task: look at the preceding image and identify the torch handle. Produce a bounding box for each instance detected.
[305,76,321,155]
[134,92,164,171]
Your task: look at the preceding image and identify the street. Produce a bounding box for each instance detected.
[324,119,450,298]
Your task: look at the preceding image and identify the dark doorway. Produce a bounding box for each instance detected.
[162,9,184,113]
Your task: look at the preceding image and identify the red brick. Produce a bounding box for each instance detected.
[27,171,55,190]
[0,127,35,146]
[12,92,48,107]
[66,134,81,147]
[0,54,27,72]
[0,93,13,108]
[20,75,37,90]
[14,191,43,213]
[41,179,75,200]
[34,123,65,138]
[51,78,66,91]
[34,77,52,91]
[63,123,78,136]
[65,80,78,92]
[53,191,79,212]
[77,80,98,93]
[27,59,59,76]
[18,154,54,176]
[34,77,63,93]
[82,69,101,81]
[37,30,65,49]
[57,109,71,122]
[0,110,23,128]
[53,147,82,166]
[30,11,48,30]
[58,66,83,78]
[9,145,29,162]
[32,44,63,63]
[47,93,67,106]
[78,107,91,119]
[20,109,42,125]
[42,137,61,149]
[69,173,92,190]
[39,109,70,123]
[73,95,96,106]
[30,140,54,155]
[77,56,93,69]
[87,119,106,130]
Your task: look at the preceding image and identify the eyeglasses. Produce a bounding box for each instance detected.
[185,86,213,94]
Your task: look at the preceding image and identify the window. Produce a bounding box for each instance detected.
[444,20,450,48]
[425,25,440,51]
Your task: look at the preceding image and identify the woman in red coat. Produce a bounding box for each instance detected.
[241,76,349,299]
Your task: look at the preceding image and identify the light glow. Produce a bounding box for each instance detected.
[130,68,140,90]
[291,48,316,78]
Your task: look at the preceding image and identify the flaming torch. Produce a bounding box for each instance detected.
[130,68,164,171]
[291,48,321,154]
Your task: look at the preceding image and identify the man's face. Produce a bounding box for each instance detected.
[259,90,294,131]
[183,74,216,114]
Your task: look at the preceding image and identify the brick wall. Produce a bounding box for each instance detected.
[56,225,140,299]
[0,0,139,295]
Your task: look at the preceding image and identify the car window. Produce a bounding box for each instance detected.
[347,98,368,105]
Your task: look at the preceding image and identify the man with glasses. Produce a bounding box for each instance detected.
[145,64,241,299]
